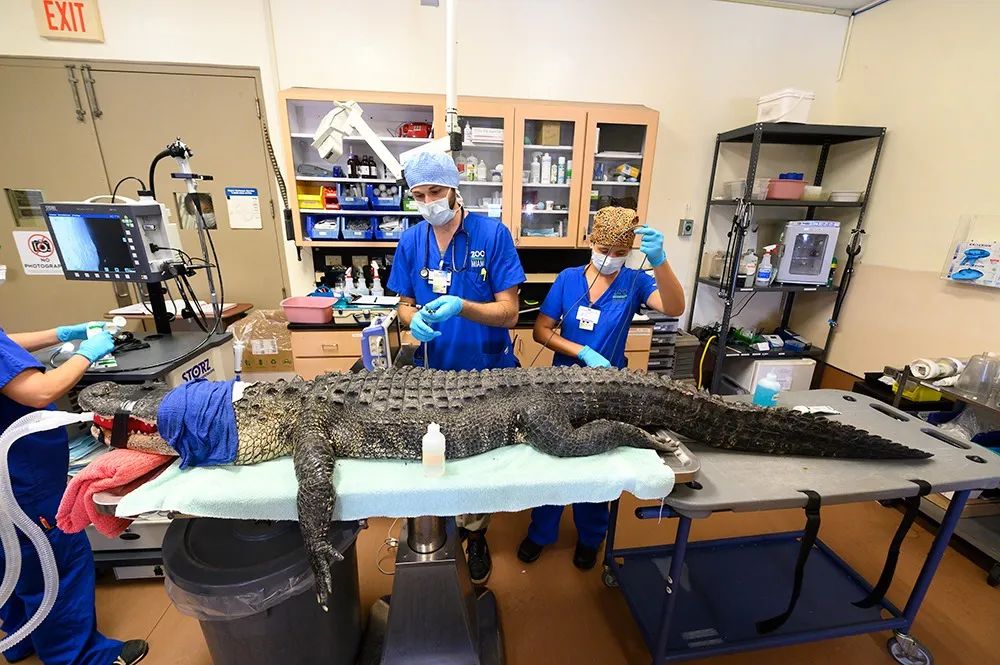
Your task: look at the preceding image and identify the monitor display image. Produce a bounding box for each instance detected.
[47,212,137,276]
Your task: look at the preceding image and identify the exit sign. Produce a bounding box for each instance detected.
[33,0,104,42]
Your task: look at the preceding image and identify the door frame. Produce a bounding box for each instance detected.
[0,55,292,298]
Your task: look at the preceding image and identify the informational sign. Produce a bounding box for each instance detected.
[33,0,104,42]
[224,187,263,229]
[13,231,62,275]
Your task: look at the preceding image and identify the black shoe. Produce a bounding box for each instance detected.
[113,640,149,665]
[573,543,599,570]
[517,536,544,563]
[466,532,492,585]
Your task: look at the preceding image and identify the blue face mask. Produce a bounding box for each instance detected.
[416,195,455,226]
[591,250,626,275]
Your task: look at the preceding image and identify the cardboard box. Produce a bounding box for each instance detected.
[538,121,562,146]
[228,309,294,373]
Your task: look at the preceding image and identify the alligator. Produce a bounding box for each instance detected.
[78,366,931,607]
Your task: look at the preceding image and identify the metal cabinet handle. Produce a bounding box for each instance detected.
[321,343,339,352]
[64,65,86,122]
[81,64,102,118]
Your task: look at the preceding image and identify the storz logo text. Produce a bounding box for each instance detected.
[181,359,213,382]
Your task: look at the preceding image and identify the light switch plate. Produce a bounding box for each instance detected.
[678,218,694,237]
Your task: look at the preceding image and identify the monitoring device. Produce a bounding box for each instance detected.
[41,202,180,283]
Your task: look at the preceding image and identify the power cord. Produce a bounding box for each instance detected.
[110,176,147,203]
[376,518,402,576]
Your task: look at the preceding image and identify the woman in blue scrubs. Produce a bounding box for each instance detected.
[517,206,685,570]
[0,323,148,665]
[388,150,526,585]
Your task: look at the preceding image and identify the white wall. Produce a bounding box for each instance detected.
[791,0,1000,375]
[1,0,848,303]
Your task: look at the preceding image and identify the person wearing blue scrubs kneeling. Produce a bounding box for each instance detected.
[0,323,148,665]
[517,206,685,570]
[388,150,525,585]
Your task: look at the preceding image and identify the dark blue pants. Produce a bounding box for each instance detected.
[1,527,122,665]
[527,502,610,549]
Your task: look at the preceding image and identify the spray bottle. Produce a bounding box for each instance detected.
[756,244,778,286]
[371,261,385,298]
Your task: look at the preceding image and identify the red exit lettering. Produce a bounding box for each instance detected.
[43,1,87,33]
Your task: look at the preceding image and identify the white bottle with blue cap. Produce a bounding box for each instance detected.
[752,372,781,407]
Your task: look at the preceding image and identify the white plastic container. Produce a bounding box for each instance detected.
[530,156,540,184]
[422,422,446,477]
[757,89,815,123]
[557,156,566,184]
[541,153,552,184]
[724,179,769,200]
[752,372,782,407]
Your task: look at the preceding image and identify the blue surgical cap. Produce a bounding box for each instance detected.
[404,151,460,190]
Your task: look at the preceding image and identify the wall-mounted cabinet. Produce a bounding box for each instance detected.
[279,88,658,251]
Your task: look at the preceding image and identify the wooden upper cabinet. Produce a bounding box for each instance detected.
[511,104,588,248]
[576,106,659,247]
[453,97,515,233]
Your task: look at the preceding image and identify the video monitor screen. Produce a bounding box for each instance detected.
[47,212,138,276]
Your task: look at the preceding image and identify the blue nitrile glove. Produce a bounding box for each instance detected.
[409,311,442,343]
[74,332,116,363]
[577,345,611,368]
[421,295,464,323]
[635,226,666,267]
[56,322,98,342]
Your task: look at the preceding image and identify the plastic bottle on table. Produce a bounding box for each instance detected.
[752,372,781,407]
[422,422,446,477]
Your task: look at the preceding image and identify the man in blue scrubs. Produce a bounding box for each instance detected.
[0,323,148,665]
[388,150,525,584]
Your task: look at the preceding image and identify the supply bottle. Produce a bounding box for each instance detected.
[550,163,558,184]
[476,159,487,182]
[347,151,360,179]
[740,249,758,287]
[371,261,385,297]
[466,154,477,181]
[530,156,541,183]
[566,159,573,183]
[752,372,781,407]
[756,244,777,286]
[422,422,446,478]
[827,256,838,287]
[557,156,566,184]
[357,154,369,178]
[463,122,472,144]
[541,153,552,184]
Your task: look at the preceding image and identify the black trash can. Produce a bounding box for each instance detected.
[162,518,361,665]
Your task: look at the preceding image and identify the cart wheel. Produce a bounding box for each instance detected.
[602,566,619,588]
[887,635,933,665]
[987,562,1000,587]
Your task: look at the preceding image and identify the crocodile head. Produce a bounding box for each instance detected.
[78,382,174,452]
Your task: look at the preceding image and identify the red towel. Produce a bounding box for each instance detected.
[57,448,173,538]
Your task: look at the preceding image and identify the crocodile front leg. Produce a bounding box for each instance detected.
[292,407,343,609]
[517,400,671,457]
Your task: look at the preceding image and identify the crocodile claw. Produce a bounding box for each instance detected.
[309,540,345,609]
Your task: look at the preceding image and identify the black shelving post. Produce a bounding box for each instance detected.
[687,123,886,394]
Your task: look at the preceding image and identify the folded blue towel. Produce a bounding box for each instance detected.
[158,379,237,468]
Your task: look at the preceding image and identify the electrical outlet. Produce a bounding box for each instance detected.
[678,218,694,237]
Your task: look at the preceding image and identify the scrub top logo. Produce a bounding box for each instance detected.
[612,290,628,300]
[470,249,486,269]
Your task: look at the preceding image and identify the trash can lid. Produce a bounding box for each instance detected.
[162,518,358,597]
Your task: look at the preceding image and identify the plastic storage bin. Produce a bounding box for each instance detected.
[724,179,770,200]
[280,296,334,324]
[162,519,361,665]
[366,184,402,211]
[340,216,375,240]
[374,216,408,240]
[766,179,806,200]
[757,88,815,123]
[304,214,341,240]
[338,196,369,211]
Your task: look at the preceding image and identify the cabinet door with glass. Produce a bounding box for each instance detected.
[453,98,514,231]
[511,104,587,248]
[576,107,659,247]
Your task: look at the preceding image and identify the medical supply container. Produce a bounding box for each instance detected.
[280,296,334,324]
[162,519,361,665]
[752,372,782,407]
[756,88,815,123]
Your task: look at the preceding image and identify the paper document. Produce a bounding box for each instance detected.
[354,295,400,306]
[224,187,263,229]
[109,300,237,316]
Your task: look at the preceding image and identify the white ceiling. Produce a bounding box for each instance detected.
[718,0,889,16]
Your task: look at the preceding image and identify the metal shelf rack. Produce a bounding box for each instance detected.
[688,122,886,393]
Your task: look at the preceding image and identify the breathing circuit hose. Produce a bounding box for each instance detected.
[0,410,95,651]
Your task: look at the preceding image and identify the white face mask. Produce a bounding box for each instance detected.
[591,250,626,275]
[416,196,455,226]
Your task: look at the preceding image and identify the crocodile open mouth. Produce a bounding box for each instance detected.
[92,414,158,435]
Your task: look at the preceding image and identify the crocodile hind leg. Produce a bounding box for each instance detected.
[517,402,670,457]
[292,407,344,610]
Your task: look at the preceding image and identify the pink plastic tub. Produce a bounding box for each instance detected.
[766,179,806,200]
[280,296,334,324]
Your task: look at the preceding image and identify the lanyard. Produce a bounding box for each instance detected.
[422,209,469,277]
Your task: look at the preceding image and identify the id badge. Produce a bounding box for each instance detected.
[428,269,452,295]
[577,306,600,332]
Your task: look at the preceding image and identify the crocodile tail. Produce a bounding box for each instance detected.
[682,399,932,460]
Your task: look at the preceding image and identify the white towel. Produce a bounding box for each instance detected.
[115,445,675,521]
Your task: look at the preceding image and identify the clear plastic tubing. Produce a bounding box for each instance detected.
[0,410,94,651]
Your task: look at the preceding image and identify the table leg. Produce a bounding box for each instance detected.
[651,515,692,665]
[605,499,621,567]
[902,488,971,625]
